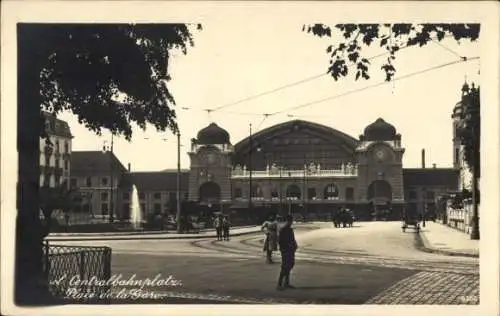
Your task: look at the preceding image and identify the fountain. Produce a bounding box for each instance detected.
[129,184,142,229]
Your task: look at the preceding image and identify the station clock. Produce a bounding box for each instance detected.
[373,147,390,162]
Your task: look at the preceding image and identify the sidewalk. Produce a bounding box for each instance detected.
[418,221,479,258]
[45,225,262,241]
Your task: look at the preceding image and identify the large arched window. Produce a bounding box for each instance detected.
[233,187,243,198]
[367,180,392,201]
[199,182,221,203]
[271,187,279,199]
[286,184,301,200]
[324,183,339,199]
[252,185,263,197]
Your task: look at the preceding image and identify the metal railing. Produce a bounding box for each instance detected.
[43,241,112,304]
[231,167,358,178]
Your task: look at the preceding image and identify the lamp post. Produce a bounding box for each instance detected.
[279,164,283,215]
[248,123,253,213]
[145,135,182,232]
[176,131,182,234]
[303,155,307,221]
[422,188,427,227]
[103,135,114,222]
[278,151,286,216]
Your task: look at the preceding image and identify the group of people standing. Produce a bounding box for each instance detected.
[214,214,231,241]
[332,207,354,228]
[261,214,298,291]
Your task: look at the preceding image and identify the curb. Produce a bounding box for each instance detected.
[45,229,261,242]
[414,231,479,258]
[47,225,258,237]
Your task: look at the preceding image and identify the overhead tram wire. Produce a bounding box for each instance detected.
[269,56,480,117]
[430,38,481,80]
[209,73,327,112]
[179,35,458,120]
[286,114,329,120]
[205,35,438,114]
[255,113,272,132]
[180,56,478,122]
[179,106,277,131]
[180,107,265,117]
[431,38,467,60]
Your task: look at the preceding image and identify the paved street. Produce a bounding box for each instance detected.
[53,222,479,304]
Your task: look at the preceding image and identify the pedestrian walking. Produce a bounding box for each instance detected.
[222,216,231,241]
[277,214,298,291]
[214,214,223,241]
[261,214,278,264]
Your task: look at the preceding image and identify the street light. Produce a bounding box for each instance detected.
[278,153,285,216]
[176,131,182,234]
[303,157,308,221]
[102,135,114,222]
[248,124,253,213]
[143,135,183,232]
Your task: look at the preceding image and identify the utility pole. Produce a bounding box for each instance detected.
[373,179,377,221]
[279,165,283,215]
[303,158,307,220]
[176,131,182,234]
[248,123,253,213]
[109,134,115,223]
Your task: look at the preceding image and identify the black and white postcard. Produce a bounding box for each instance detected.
[1,1,499,316]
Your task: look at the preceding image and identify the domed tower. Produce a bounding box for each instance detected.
[452,82,471,170]
[452,82,473,190]
[188,123,233,208]
[363,118,397,141]
[197,123,231,145]
[356,118,405,218]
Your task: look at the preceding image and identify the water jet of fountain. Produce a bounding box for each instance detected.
[130,184,142,229]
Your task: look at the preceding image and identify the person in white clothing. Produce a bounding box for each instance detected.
[214,214,223,241]
[261,214,279,264]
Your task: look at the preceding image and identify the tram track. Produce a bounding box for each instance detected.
[186,223,478,275]
[196,234,479,275]
[190,239,253,256]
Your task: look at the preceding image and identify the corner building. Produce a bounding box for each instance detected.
[187,118,459,221]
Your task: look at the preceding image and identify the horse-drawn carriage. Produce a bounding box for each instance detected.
[401,209,420,233]
[333,209,355,228]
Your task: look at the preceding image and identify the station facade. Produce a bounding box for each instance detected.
[186,118,459,220]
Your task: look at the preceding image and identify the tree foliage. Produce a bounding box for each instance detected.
[303,23,480,81]
[39,184,79,219]
[19,23,202,141]
[456,83,480,178]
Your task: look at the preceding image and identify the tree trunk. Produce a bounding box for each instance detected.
[16,24,48,305]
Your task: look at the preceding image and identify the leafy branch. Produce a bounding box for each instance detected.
[303,23,480,82]
[20,23,202,141]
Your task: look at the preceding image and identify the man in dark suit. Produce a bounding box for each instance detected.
[277,215,298,290]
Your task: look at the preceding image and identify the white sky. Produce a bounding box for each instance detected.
[58,22,480,172]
